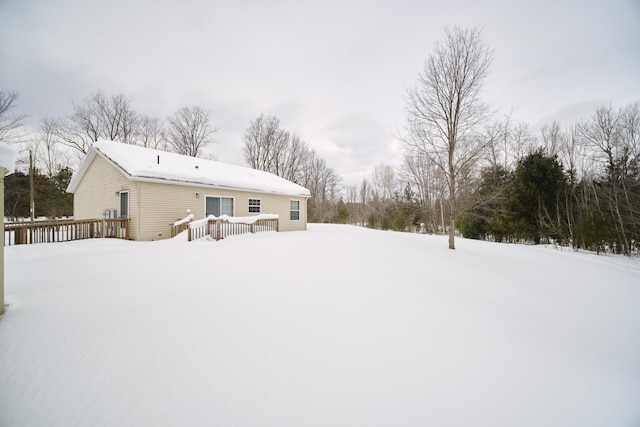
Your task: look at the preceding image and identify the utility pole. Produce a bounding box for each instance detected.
[29,150,34,221]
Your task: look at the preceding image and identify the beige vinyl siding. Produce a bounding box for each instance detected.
[136,182,307,240]
[136,182,203,241]
[73,155,139,237]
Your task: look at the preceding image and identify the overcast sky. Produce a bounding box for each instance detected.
[1,0,639,186]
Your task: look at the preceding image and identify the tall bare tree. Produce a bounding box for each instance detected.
[576,105,637,253]
[400,147,446,232]
[300,149,341,221]
[55,90,139,154]
[94,92,138,143]
[371,163,397,203]
[166,106,217,157]
[277,133,309,182]
[32,117,68,178]
[242,114,311,183]
[541,121,564,157]
[0,89,26,143]
[243,114,290,172]
[404,26,493,249]
[359,177,370,226]
[137,115,167,150]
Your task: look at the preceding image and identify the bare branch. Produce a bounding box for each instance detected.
[166,106,217,157]
[402,26,494,248]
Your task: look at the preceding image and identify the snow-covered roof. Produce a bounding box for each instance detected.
[67,140,310,197]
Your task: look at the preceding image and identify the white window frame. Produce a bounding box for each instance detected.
[205,195,235,217]
[248,198,261,214]
[290,199,300,221]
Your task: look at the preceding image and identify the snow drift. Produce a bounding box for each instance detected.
[1,224,639,426]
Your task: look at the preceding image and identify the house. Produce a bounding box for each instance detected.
[66,140,310,241]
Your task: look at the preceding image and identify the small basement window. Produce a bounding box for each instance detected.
[248,198,261,213]
[290,200,300,221]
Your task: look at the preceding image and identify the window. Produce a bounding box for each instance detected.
[206,196,234,217]
[290,200,300,221]
[248,198,261,213]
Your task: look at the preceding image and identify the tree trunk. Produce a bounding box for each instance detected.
[448,147,456,249]
[449,216,456,249]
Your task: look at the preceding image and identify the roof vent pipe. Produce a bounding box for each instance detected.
[157,155,160,164]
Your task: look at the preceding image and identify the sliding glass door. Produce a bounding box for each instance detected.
[205,196,234,217]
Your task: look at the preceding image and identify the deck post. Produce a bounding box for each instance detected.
[1,144,18,316]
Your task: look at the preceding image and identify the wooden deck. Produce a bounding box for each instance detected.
[4,218,130,246]
[181,216,279,241]
[4,215,278,245]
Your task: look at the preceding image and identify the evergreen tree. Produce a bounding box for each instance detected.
[4,169,73,220]
[508,149,567,244]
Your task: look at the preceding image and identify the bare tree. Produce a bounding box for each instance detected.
[243,114,289,172]
[510,121,535,165]
[371,163,397,203]
[137,115,167,150]
[31,117,68,178]
[278,133,309,182]
[483,118,510,171]
[166,106,217,157]
[481,113,535,172]
[0,89,26,143]
[400,147,446,233]
[94,92,138,143]
[55,90,139,154]
[577,105,633,253]
[242,114,311,183]
[541,121,564,157]
[300,149,341,221]
[404,26,493,249]
[359,177,370,226]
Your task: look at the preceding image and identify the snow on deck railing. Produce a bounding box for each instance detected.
[187,214,279,241]
[173,213,194,227]
[171,213,194,237]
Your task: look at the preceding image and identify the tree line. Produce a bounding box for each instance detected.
[0,88,340,223]
[242,114,341,221]
[335,102,639,255]
[331,25,637,256]
[2,25,637,254]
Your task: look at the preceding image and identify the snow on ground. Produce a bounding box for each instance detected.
[1,224,639,426]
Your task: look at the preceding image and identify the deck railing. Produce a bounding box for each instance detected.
[4,218,130,246]
[187,215,279,241]
[171,213,194,238]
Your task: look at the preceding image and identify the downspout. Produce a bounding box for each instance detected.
[305,195,311,230]
[136,181,141,240]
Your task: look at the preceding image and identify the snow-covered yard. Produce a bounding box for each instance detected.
[1,224,639,426]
